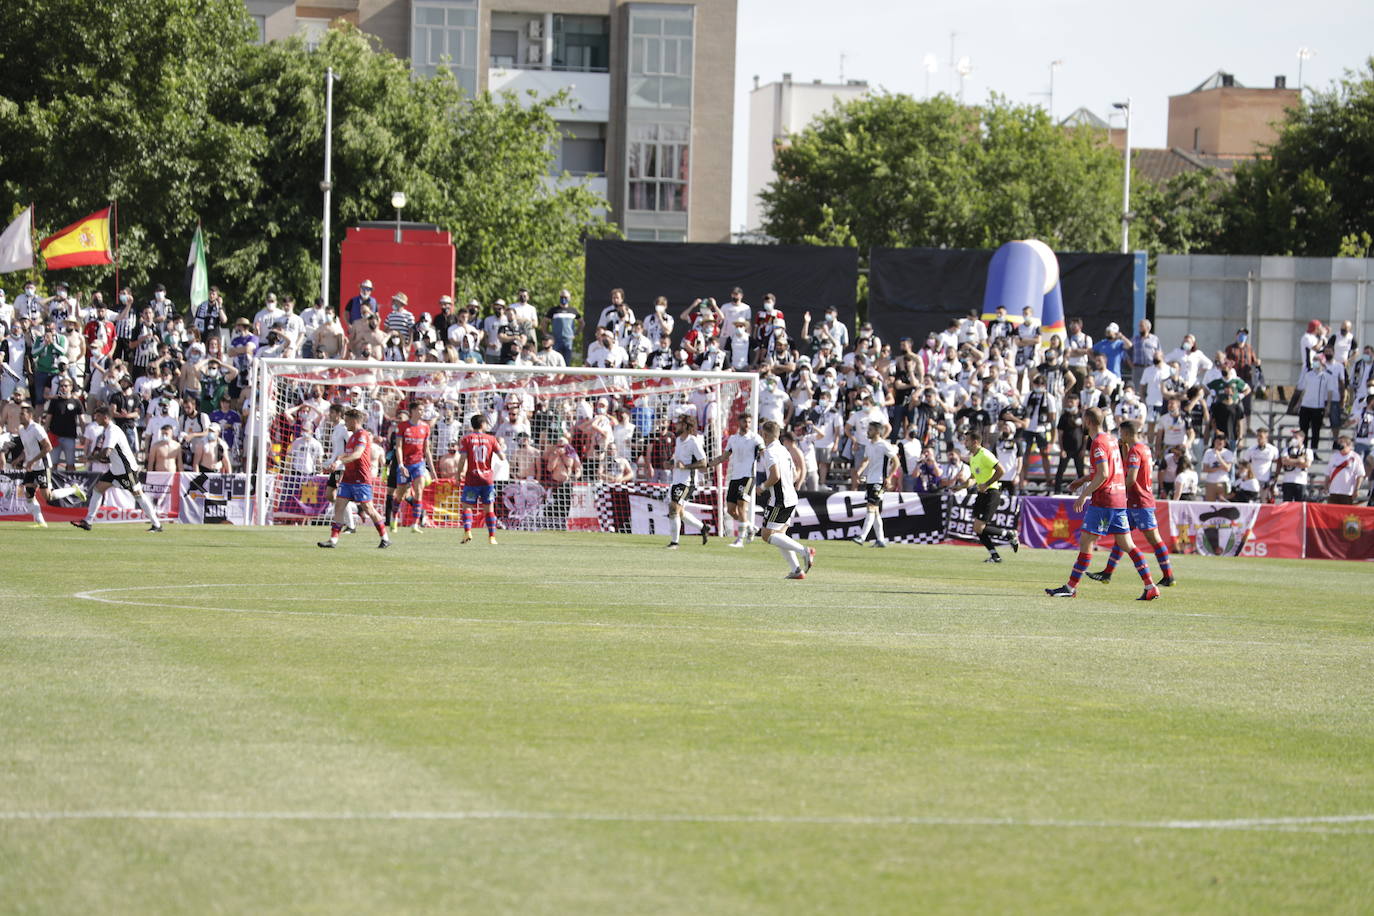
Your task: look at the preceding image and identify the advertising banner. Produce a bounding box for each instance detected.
[1304,503,1374,561]
[1169,501,1261,557]
[1242,501,1306,559]
[944,489,1021,543]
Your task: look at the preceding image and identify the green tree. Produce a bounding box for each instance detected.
[1,0,614,313]
[0,0,262,293]
[213,25,614,311]
[760,93,1121,253]
[1131,169,1229,256]
[1218,59,1374,256]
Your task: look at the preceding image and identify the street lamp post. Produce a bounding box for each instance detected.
[391,191,407,243]
[1113,98,1132,254]
[320,67,339,311]
[1048,60,1063,121]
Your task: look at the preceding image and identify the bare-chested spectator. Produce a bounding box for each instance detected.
[146,424,182,471]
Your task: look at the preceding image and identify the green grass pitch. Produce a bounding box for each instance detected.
[1,522,1371,913]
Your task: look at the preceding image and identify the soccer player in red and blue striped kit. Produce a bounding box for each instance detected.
[1046,408,1160,600]
[1085,420,1175,587]
[456,414,505,545]
[318,408,390,549]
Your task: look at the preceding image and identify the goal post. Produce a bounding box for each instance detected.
[249,357,760,535]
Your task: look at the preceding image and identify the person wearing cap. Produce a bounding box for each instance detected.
[1092,321,1132,379]
[345,280,377,327]
[432,295,456,344]
[585,326,627,370]
[384,292,415,346]
[482,299,508,361]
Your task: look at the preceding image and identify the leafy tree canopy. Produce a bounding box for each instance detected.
[760,92,1122,254]
[0,0,614,315]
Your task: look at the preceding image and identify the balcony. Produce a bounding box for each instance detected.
[487,67,609,123]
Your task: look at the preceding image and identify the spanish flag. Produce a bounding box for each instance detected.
[40,206,114,269]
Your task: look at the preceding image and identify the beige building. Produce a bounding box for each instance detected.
[1166,70,1300,156]
[745,73,869,235]
[246,0,737,243]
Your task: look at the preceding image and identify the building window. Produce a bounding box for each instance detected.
[552,15,609,73]
[627,124,689,212]
[627,8,693,109]
[557,123,606,176]
[626,228,687,242]
[490,28,518,68]
[296,17,330,51]
[412,0,479,95]
[250,14,267,44]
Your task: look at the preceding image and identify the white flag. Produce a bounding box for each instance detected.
[0,206,35,274]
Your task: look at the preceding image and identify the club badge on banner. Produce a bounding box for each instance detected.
[1168,501,1260,556]
[1304,503,1374,561]
[943,489,1021,543]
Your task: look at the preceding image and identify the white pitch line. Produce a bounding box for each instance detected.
[0,809,1369,832]
[67,584,1338,649]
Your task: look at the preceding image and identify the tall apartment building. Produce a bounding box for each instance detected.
[744,73,869,235]
[245,0,736,242]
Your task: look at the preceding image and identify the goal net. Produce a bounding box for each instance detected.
[248,358,759,536]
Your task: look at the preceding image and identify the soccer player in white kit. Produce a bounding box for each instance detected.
[15,403,58,526]
[71,406,164,532]
[758,419,815,579]
[712,413,764,547]
[324,412,359,533]
[851,420,897,547]
[665,413,710,548]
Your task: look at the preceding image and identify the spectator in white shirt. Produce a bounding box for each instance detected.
[1277,429,1314,502]
[1325,436,1364,504]
[1296,351,1342,453]
[1200,431,1234,501]
[585,327,627,369]
[253,293,283,339]
[1164,335,1213,388]
[1241,428,1280,501]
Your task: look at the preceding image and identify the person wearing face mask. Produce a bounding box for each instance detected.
[349,314,387,361]
[1296,349,1342,454]
[1276,428,1314,502]
[1130,319,1160,388]
[757,373,787,426]
[1352,387,1374,503]
[1,320,29,402]
[15,282,45,324]
[112,287,138,362]
[147,284,175,321]
[808,390,844,491]
[641,295,674,345]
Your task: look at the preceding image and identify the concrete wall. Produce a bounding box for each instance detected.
[1155,254,1374,387]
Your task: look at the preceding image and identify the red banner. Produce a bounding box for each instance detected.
[1242,501,1306,559]
[1304,503,1374,561]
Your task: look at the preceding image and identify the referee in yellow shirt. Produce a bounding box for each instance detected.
[964,430,1020,562]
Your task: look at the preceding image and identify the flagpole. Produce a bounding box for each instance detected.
[111,200,120,299]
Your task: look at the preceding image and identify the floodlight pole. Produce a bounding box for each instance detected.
[320,67,338,311]
[1114,97,1132,254]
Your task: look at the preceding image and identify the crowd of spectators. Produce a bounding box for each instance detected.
[2,277,1371,508]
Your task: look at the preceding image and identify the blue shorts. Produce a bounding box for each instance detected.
[397,461,427,484]
[462,484,495,505]
[1082,505,1130,536]
[1127,507,1158,531]
[337,482,373,504]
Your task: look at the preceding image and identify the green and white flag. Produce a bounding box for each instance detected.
[185,223,208,308]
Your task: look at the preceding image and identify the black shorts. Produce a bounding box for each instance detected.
[326,469,342,490]
[726,476,754,504]
[863,483,884,507]
[973,488,1002,522]
[99,470,140,491]
[763,502,795,529]
[22,467,52,495]
[669,482,694,504]
[385,461,399,487]
[1018,430,1048,452]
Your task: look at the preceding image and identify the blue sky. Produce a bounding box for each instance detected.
[729,0,1373,232]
